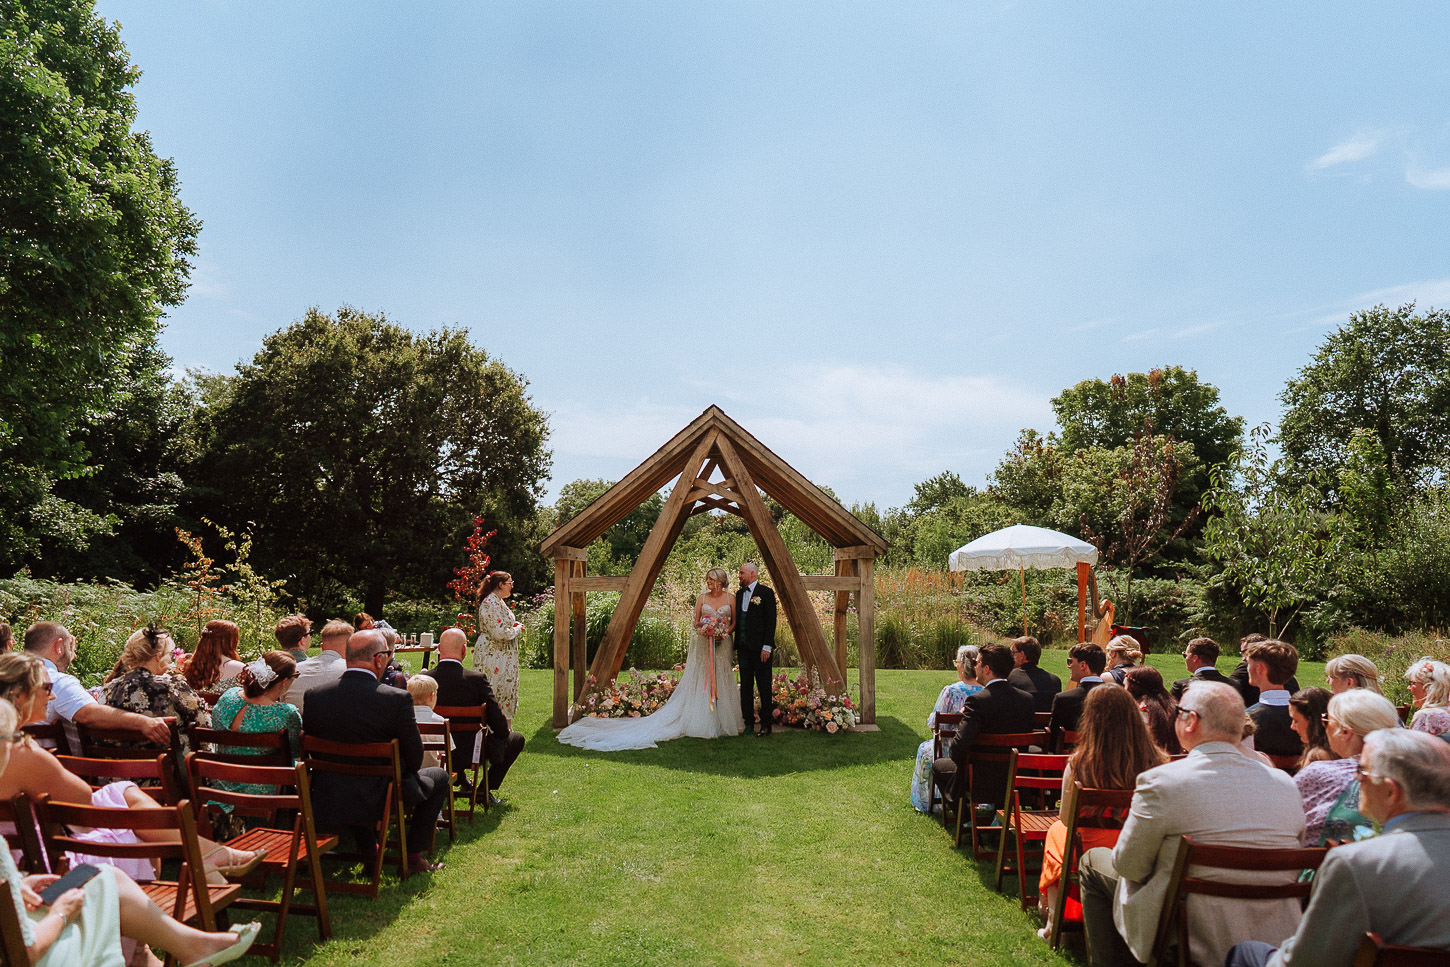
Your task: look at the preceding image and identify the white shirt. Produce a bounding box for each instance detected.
[1256,688,1291,707]
[740,581,757,611]
[41,658,95,723]
[283,650,346,718]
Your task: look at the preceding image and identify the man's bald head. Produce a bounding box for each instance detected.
[438,628,468,660]
[345,629,389,666]
[1180,680,1247,745]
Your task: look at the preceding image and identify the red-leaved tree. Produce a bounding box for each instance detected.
[447,517,496,636]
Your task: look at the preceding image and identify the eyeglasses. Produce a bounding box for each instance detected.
[1176,708,1199,721]
[1354,761,1388,784]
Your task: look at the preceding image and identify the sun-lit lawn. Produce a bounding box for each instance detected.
[277,653,1325,966]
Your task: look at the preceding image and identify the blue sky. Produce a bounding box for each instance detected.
[97,1,1450,510]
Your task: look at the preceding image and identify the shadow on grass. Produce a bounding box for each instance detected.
[524,713,923,777]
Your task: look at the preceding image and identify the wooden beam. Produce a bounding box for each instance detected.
[552,557,571,727]
[833,545,877,561]
[856,555,876,724]
[571,560,587,701]
[714,435,842,685]
[802,575,860,592]
[689,501,742,518]
[590,430,720,683]
[833,558,854,682]
[570,576,629,592]
[553,546,588,562]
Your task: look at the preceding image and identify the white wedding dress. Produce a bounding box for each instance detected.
[557,604,744,750]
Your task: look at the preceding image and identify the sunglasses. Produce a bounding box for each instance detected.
[0,732,24,746]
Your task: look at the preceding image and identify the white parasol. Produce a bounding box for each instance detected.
[948,524,1098,636]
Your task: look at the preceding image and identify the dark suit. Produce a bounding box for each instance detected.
[735,582,778,732]
[932,679,1037,805]
[1049,678,1104,746]
[1170,665,1235,701]
[1229,660,1299,706]
[1007,664,1062,713]
[425,658,525,790]
[304,669,450,855]
[1248,701,1304,758]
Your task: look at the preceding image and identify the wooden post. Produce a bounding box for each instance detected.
[552,556,571,728]
[856,554,876,725]
[571,559,587,701]
[833,557,852,678]
[1077,562,1090,642]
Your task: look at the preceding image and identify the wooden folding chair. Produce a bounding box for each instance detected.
[994,751,1068,908]
[434,703,491,818]
[0,879,32,967]
[1147,835,1329,967]
[953,730,1047,856]
[1048,782,1134,950]
[1352,931,1450,967]
[300,736,408,898]
[0,794,47,874]
[1055,729,1081,754]
[185,754,336,960]
[34,795,241,931]
[20,721,70,756]
[187,724,293,767]
[56,752,181,805]
[1034,711,1053,729]
[74,715,180,759]
[416,720,457,843]
[930,711,964,821]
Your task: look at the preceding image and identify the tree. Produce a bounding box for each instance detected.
[1200,425,1348,639]
[0,0,200,567]
[1280,303,1450,493]
[189,307,551,615]
[553,479,664,564]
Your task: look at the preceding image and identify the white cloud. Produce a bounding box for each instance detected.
[186,255,231,300]
[1307,130,1388,173]
[1405,160,1450,190]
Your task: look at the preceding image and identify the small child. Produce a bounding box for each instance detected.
[407,674,451,769]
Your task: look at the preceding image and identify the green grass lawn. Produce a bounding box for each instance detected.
[275,652,1326,966]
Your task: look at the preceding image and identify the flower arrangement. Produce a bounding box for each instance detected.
[762,667,857,733]
[572,668,680,721]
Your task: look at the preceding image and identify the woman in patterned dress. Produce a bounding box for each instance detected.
[475,571,523,725]
[1404,657,1450,736]
[100,627,211,756]
[909,645,984,812]
[1293,688,1400,844]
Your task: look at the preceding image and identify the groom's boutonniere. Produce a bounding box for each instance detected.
[751,595,762,606]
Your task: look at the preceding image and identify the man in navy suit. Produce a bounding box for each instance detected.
[1245,640,1304,759]
[1170,637,1235,701]
[1049,642,1107,750]
[305,629,451,873]
[423,628,525,802]
[1007,636,1062,712]
[933,643,1037,807]
[735,562,778,736]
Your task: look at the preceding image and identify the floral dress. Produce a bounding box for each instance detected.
[99,667,211,756]
[475,593,523,722]
[208,687,303,807]
[1410,705,1450,736]
[910,680,983,812]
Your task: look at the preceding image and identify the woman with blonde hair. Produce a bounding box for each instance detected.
[0,697,261,967]
[1037,685,1165,940]
[181,619,246,694]
[100,626,211,756]
[1294,689,1401,844]
[1324,654,1382,695]
[1103,635,1143,686]
[1404,656,1450,736]
[910,644,984,812]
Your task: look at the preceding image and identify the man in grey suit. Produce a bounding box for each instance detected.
[1078,681,1306,967]
[1227,729,1450,967]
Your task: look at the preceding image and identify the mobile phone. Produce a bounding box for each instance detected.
[38,863,101,905]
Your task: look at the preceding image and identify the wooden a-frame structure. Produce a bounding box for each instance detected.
[541,405,888,729]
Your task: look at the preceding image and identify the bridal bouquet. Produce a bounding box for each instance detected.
[695,614,726,641]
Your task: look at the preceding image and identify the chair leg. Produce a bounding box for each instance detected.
[993,813,1011,892]
[1017,833,1031,910]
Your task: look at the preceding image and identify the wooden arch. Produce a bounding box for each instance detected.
[542,405,888,728]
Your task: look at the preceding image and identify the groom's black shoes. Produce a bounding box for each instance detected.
[755,726,772,737]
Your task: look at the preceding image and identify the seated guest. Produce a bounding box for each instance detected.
[1245,640,1304,759]
[421,628,526,805]
[0,622,11,651]
[1036,686,1165,941]
[1049,642,1107,748]
[1007,636,1061,713]
[0,654,262,882]
[1123,666,1182,756]
[406,675,450,770]
[1294,689,1400,845]
[931,643,1035,815]
[1103,636,1142,686]
[179,619,247,695]
[1231,633,1301,705]
[0,698,263,967]
[1288,687,1334,768]
[376,626,410,690]
[1170,637,1234,700]
[283,619,352,718]
[273,614,313,663]
[100,626,210,756]
[911,644,984,812]
[1404,657,1450,736]
[23,622,171,748]
[1227,729,1450,967]
[303,629,450,874]
[1078,681,1305,967]
[1325,653,1382,694]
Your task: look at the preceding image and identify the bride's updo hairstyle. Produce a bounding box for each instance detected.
[706,567,730,592]
[479,571,513,599]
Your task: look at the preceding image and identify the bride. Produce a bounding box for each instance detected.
[557,568,744,750]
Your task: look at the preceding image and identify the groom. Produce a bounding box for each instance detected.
[735,562,778,737]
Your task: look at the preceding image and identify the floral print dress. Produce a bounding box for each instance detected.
[99,667,211,756]
[910,680,983,812]
[475,592,523,722]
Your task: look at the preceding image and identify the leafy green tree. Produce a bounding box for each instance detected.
[189,307,551,615]
[1280,304,1450,493]
[989,429,1067,523]
[0,0,200,566]
[553,478,665,565]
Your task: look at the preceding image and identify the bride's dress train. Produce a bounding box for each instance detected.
[557,606,743,751]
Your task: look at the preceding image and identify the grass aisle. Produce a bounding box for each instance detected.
[288,655,1324,966]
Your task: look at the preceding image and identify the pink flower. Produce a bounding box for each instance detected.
[826,721,839,734]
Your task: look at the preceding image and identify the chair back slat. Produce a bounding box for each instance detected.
[1353,931,1450,967]
[56,753,179,805]
[187,725,292,766]
[0,794,47,874]
[20,722,70,756]
[75,716,180,759]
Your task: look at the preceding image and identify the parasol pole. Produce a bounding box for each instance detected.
[1020,565,1027,637]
